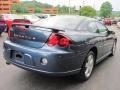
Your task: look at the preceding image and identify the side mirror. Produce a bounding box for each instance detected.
[108,31,115,34]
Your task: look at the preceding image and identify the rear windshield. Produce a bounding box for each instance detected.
[34,16,85,30]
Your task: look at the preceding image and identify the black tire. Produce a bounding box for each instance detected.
[110,41,116,56]
[74,51,95,82]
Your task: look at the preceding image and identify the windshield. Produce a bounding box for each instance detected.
[34,16,84,30]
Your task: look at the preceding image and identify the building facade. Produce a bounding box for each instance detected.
[28,7,35,13]
[43,7,58,14]
[0,0,19,14]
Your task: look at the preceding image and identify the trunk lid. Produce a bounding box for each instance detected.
[13,19,31,24]
[9,24,53,48]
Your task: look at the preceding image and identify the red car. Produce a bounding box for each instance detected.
[103,18,112,25]
[0,14,31,32]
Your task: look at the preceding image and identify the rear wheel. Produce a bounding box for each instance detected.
[75,51,95,82]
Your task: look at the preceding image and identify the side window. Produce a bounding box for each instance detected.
[76,22,88,31]
[88,22,98,33]
[96,22,107,33]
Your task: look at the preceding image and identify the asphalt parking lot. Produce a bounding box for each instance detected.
[0,25,120,90]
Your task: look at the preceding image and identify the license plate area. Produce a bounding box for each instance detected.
[12,51,24,63]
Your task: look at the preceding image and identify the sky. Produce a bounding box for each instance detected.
[21,0,120,11]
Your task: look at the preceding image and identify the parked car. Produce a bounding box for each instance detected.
[0,14,31,32]
[23,15,40,23]
[35,14,54,19]
[117,22,120,28]
[112,18,120,24]
[3,16,117,81]
[103,18,112,25]
[112,19,117,24]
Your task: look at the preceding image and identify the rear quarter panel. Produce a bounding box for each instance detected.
[61,30,102,60]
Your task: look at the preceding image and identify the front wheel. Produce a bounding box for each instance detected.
[74,51,95,82]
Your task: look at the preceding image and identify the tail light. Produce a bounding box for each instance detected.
[47,33,71,47]
[47,33,59,46]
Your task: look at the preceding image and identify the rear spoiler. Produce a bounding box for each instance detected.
[12,23,65,32]
[13,19,31,24]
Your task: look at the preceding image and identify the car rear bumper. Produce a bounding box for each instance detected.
[3,40,86,76]
[8,61,81,76]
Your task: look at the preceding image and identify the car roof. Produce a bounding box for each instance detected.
[34,15,98,30]
[50,15,97,22]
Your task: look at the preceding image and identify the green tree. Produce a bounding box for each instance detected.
[59,6,69,14]
[12,3,27,13]
[79,6,96,17]
[35,7,42,13]
[100,1,112,17]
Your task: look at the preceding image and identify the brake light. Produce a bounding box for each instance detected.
[47,33,71,47]
[47,34,58,46]
[59,37,70,47]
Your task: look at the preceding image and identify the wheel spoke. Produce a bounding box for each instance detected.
[85,54,94,78]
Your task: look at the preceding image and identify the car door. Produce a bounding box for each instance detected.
[96,22,114,56]
[88,22,104,60]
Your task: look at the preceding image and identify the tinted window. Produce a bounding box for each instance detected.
[88,22,98,33]
[96,22,107,33]
[76,21,88,31]
[34,16,84,30]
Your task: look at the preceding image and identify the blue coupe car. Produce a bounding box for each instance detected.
[3,16,117,81]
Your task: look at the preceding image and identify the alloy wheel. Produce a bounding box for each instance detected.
[85,54,94,78]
